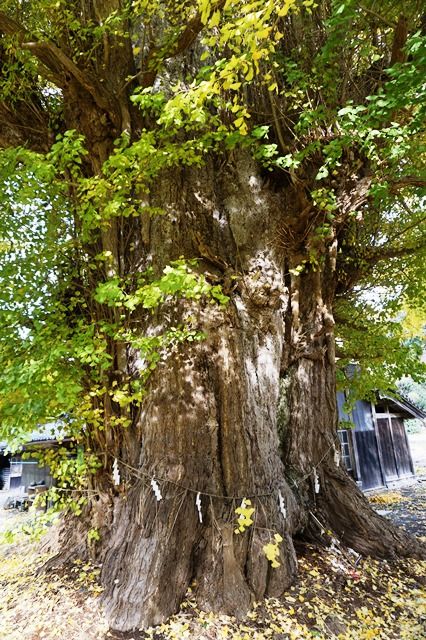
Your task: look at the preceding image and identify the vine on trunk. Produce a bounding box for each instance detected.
[0,0,425,631]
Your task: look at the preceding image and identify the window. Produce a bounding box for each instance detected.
[338,430,353,472]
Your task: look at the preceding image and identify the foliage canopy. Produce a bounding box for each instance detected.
[0,0,425,471]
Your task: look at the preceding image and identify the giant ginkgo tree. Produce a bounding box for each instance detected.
[0,0,425,632]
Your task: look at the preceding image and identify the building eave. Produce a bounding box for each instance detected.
[379,393,426,420]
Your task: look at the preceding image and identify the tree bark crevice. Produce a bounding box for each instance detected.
[33,160,425,633]
[1,3,423,627]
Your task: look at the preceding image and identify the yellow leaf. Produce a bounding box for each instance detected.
[258,30,271,41]
[277,0,296,17]
[209,11,220,28]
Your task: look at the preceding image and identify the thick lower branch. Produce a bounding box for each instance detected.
[316,464,425,559]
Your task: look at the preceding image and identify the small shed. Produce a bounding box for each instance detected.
[337,393,425,491]
[0,423,69,492]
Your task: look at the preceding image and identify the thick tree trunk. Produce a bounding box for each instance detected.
[283,355,423,558]
[46,157,424,632]
[1,2,424,634]
[99,302,301,630]
[93,158,303,630]
[281,268,424,559]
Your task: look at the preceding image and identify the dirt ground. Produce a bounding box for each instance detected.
[0,491,33,534]
[0,483,425,640]
[370,478,426,537]
[407,430,426,470]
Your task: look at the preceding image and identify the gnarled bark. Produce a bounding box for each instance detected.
[42,159,424,633]
[1,3,424,633]
[93,158,304,630]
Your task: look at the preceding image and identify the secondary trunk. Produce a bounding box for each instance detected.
[46,157,424,632]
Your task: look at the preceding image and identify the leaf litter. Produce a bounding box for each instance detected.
[0,485,425,640]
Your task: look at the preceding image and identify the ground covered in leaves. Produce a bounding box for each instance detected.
[368,480,426,537]
[0,485,425,640]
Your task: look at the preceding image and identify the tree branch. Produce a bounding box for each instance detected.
[0,98,50,152]
[135,0,226,89]
[389,176,426,192]
[386,208,426,244]
[338,176,372,215]
[0,11,113,113]
[359,5,397,29]
[365,243,424,266]
[390,14,408,66]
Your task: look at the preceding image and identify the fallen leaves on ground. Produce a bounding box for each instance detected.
[369,482,426,537]
[0,536,108,640]
[0,500,425,640]
[368,491,408,505]
[134,546,425,640]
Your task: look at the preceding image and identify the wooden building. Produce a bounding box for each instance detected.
[337,393,425,491]
[0,423,68,491]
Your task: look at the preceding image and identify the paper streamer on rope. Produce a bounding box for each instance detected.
[334,445,340,467]
[313,469,320,494]
[195,492,203,523]
[112,458,120,486]
[278,491,287,519]
[150,478,162,501]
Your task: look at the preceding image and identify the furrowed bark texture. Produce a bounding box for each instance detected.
[97,159,304,630]
[82,159,422,631]
[35,155,424,632]
[281,268,425,559]
[1,4,425,633]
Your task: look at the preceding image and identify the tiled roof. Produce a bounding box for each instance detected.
[0,421,68,451]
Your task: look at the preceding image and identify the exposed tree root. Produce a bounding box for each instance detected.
[315,464,426,560]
